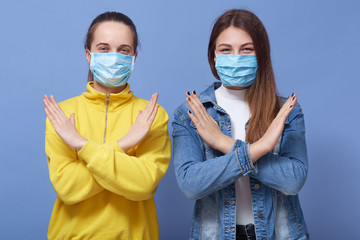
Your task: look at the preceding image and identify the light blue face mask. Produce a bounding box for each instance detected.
[215,54,258,87]
[89,51,135,88]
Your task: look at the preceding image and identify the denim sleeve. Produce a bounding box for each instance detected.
[249,104,308,195]
[172,108,256,200]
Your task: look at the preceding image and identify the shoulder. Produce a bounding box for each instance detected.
[58,95,83,113]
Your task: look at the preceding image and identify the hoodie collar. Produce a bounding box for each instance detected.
[82,82,134,111]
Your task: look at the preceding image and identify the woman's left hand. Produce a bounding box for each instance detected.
[186,91,234,154]
[43,95,87,151]
[117,93,159,153]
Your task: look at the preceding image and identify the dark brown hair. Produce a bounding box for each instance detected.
[84,11,139,82]
[208,9,281,143]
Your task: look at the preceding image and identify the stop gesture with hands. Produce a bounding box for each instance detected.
[186,91,297,163]
[43,93,159,153]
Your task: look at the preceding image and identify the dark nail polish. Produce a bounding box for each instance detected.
[291,93,295,97]
[292,97,295,100]
[289,105,293,108]
[187,97,191,101]
[188,110,192,114]
[192,90,196,95]
[186,91,190,95]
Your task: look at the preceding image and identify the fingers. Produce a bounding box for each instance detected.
[49,95,67,119]
[186,90,218,131]
[187,109,200,127]
[284,93,297,111]
[185,91,208,122]
[70,113,76,127]
[43,94,64,120]
[148,106,158,124]
[43,94,71,128]
[276,93,298,120]
[43,94,59,125]
[141,93,158,120]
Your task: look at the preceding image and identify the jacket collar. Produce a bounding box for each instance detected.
[200,82,291,125]
[199,82,228,114]
[82,82,134,111]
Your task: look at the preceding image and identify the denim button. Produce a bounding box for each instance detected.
[257,212,264,218]
[254,184,261,190]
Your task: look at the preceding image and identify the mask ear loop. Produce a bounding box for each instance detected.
[87,49,93,56]
[214,51,219,67]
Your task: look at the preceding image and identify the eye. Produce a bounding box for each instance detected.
[241,47,254,54]
[99,47,108,52]
[119,48,131,55]
[220,48,231,54]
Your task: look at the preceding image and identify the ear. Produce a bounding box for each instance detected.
[134,52,138,62]
[86,49,91,64]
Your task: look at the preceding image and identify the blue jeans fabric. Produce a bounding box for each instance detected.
[172,82,309,240]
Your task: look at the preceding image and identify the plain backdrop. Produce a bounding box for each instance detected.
[0,0,359,239]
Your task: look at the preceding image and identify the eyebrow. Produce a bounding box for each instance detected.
[217,42,254,48]
[95,42,109,47]
[95,43,133,50]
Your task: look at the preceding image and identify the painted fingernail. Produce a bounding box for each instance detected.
[292,96,295,100]
[187,97,191,101]
[192,90,196,95]
[188,110,192,114]
[186,91,190,95]
[289,105,293,108]
[291,93,295,97]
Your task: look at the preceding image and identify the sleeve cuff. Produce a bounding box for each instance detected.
[232,139,258,175]
[77,139,98,163]
[111,141,125,153]
[78,140,125,164]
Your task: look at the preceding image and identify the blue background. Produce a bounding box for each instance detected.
[0,0,359,239]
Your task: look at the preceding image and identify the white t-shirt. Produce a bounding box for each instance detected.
[215,84,255,225]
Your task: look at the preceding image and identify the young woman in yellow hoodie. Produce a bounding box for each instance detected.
[43,12,171,240]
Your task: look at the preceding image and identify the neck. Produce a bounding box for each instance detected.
[92,81,127,95]
[222,85,249,90]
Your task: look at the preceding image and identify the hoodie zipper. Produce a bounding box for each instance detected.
[104,94,111,143]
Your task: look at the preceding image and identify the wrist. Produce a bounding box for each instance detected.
[249,138,271,163]
[117,138,131,153]
[217,135,234,154]
[75,137,87,151]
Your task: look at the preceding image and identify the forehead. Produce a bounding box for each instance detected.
[216,26,253,45]
[92,21,134,47]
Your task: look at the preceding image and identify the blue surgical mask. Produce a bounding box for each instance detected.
[89,51,135,88]
[215,54,258,87]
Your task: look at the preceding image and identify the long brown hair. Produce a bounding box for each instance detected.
[84,12,139,82]
[208,9,281,143]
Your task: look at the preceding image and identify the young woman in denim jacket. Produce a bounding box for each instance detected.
[173,9,309,240]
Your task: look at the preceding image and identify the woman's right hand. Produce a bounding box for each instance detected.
[185,91,234,154]
[117,93,159,153]
[43,94,87,151]
[249,94,297,163]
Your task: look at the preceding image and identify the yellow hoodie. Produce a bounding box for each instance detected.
[45,82,171,240]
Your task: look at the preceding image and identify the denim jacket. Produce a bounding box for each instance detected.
[172,82,309,240]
